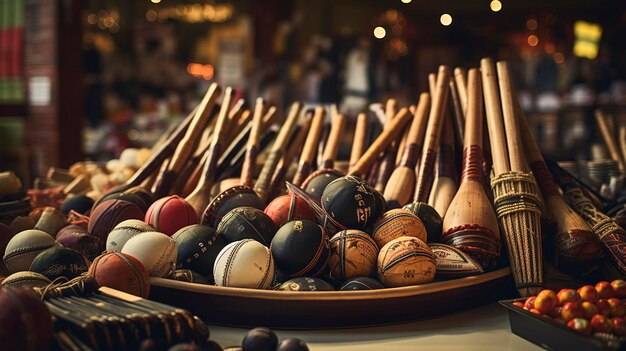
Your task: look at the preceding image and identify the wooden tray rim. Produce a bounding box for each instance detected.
[151,266,511,301]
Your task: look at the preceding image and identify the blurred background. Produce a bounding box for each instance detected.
[0,0,625,185]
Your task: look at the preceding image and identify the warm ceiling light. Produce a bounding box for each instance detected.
[373,26,386,39]
[401,0,412,3]
[490,0,502,12]
[527,34,539,47]
[440,13,452,26]
[151,0,161,3]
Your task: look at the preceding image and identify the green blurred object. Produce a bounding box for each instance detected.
[0,117,24,150]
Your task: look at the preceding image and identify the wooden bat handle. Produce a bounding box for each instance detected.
[273,102,303,152]
[168,83,221,173]
[241,98,265,187]
[385,99,398,124]
[428,73,437,96]
[400,93,430,169]
[349,113,368,172]
[481,58,510,175]
[413,65,451,202]
[454,67,468,114]
[464,69,482,148]
[321,114,346,169]
[497,61,527,172]
[450,78,465,144]
[596,110,626,172]
[348,108,411,176]
[293,107,325,186]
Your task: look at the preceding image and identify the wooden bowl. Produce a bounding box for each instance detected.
[149,267,513,328]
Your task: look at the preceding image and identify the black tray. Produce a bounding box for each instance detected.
[500,299,626,351]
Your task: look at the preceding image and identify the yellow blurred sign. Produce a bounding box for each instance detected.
[573,20,602,59]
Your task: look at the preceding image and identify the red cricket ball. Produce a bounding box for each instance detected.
[567,317,592,335]
[561,302,584,322]
[146,195,198,236]
[597,299,612,317]
[581,301,599,320]
[591,314,612,333]
[578,285,599,303]
[611,317,626,336]
[557,288,582,305]
[524,296,537,310]
[534,290,558,314]
[595,281,615,300]
[611,280,626,299]
[264,194,317,228]
[607,298,626,318]
[0,286,53,350]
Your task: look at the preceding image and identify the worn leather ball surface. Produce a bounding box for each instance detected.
[146,195,198,236]
[56,225,104,261]
[339,276,385,291]
[89,199,144,241]
[173,224,225,280]
[372,209,427,248]
[60,194,94,215]
[106,219,155,252]
[377,236,436,287]
[264,194,317,229]
[403,202,443,243]
[1,271,51,289]
[122,231,177,277]
[33,207,66,237]
[213,239,274,289]
[270,220,329,278]
[30,246,89,281]
[88,252,150,298]
[3,229,57,273]
[327,229,378,282]
[0,286,53,351]
[321,176,379,230]
[276,338,309,351]
[218,207,277,246]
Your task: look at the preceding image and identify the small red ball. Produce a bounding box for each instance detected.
[0,286,53,350]
[591,314,612,333]
[524,296,537,310]
[596,281,614,299]
[561,302,584,322]
[512,301,524,308]
[611,317,626,336]
[264,194,317,228]
[597,299,612,317]
[534,290,558,314]
[88,252,150,298]
[578,285,599,303]
[611,280,626,299]
[581,301,599,320]
[557,288,581,305]
[89,199,144,241]
[146,195,198,236]
[567,317,592,335]
[607,298,626,318]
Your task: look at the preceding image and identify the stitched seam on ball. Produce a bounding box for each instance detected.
[257,250,272,289]
[340,234,346,280]
[381,251,434,273]
[4,243,54,260]
[151,197,169,229]
[342,233,378,251]
[4,277,48,285]
[115,252,145,297]
[151,239,175,276]
[292,231,325,277]
[288,195,296,222]
[238,214,268,246]
[4,245,52,262]
[373,213,414,234]
[223,240,246,286]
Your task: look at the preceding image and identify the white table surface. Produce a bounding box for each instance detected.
[208,302,543,350]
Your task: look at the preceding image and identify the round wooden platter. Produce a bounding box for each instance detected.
[149,267,513,329]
